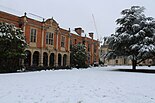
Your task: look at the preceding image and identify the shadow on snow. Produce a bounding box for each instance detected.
[111,69,155,74]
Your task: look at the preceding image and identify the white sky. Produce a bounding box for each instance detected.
[0,0,155,40]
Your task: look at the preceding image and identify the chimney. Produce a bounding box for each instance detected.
[24,12,27,17]
[75,27,84,36]
[89,32,94,39]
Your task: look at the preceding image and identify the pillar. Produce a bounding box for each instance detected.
[48,54,50,66]
[61,54,63,66]
[39,52,43,66]
[31,52,33,66]
[67,53,70,66]
[55,28,59,67]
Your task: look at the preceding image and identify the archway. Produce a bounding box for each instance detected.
[50,53,54,66]
[63,54,67,66]
[33,51,39,66]
[24,50,31,66]
[43,52,48,66]
[58,54,62,66]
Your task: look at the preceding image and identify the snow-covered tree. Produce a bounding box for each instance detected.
[107,6,155,69]
[0,22,27,72]
[70,44,88,68]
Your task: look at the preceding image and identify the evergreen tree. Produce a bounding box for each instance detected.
[0,22,27,73]
[70,44,88,68]
[107,6,155,69]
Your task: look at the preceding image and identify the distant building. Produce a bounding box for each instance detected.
[100,37,154,66]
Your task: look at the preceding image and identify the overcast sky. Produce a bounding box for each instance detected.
[0,0,155,40]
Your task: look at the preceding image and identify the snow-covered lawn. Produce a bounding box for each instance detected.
[0,66,155,103]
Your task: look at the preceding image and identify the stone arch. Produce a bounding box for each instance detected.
[63,54,67,66]
[33,51,40,66]
[43,52,48,67]
[24,50,31,66]
[50,53,55,66]
[58,53,62,66]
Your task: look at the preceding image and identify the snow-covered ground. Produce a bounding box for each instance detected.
[0,66,155,103]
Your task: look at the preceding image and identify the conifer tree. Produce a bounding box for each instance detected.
[107,6,155,69]
[0,22,27,72]
[70,44,88,68]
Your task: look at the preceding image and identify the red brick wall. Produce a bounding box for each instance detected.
[71,33,99,65]
[0,11,19,27]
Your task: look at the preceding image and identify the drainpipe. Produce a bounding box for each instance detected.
[39,19,45,66]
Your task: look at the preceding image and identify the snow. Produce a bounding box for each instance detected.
[138,44,155,53]
[139,45,149,52]
[0,32,2,37]
[0,66,155,103]
[132,24,140,31]
[132,24,140,27]
[149,44,155,51]
[139,30,145,35]
[131,44,139,50]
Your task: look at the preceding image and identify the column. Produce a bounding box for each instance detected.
[39,52,43,66]
[61,54,63,66]
[31,52,33,66]
[67,32,71,66]
[55,28,59,67]
[67,53,70,66]
[48,54,50,66]
[39,22,45,66]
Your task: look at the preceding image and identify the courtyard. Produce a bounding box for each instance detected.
[0,66,155,103]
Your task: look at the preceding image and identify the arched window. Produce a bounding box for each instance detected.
[58,54,62,66]
[50,53,54,66]
[24,50,31,66]
[43,52,48,66]
[63,54,67,66]
[33,51,39,66]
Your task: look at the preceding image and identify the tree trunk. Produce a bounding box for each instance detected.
[132,60,137,70]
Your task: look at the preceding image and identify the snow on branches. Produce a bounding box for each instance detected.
[107,6,155,69]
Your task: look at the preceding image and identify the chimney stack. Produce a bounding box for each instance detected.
[75,27,84,36]
[89,32,94,39]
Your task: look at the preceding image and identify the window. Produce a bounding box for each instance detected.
[82,40,85,45]
[94,44,97,53]
[30,28,36,42]
[74,39,77,44]
[88,44,91,52]
[94,55,96,61]
[116,60,118,64]
[70,40,72,45]
[87,53,91,64]
[46,32,54,45]
[94,47,97,53]
[61,36,65,47]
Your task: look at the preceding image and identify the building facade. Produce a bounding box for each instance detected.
[70,28,100,65]
[100,37,153,66]
[0,11,99,68]
[0,11,70,67]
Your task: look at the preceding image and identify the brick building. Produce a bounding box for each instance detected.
[0,11,99,68]
[70,28,99,65]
